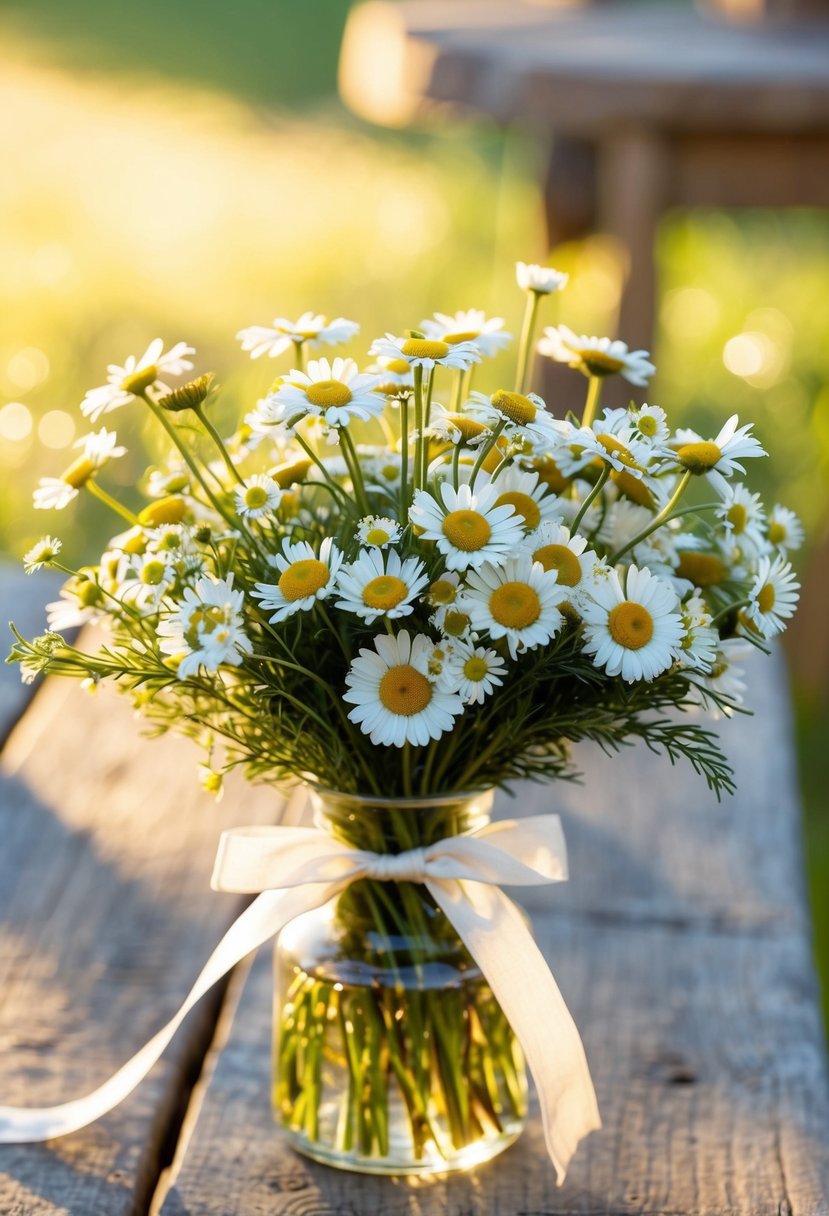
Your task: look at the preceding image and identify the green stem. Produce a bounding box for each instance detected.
[292,339,305,373]
[85,479,140,526]
[581,375,602,430]
[141,392,237,531]
[515,291,541,393]
[610,469,692,564]
[571,463,611,533]
[339,427,371,516]
[468,418,506,491]
[412,365,425,492]
[193,404,245,486]
[399,393,411,518]
[291,432,353,511]
[421,369,436,489]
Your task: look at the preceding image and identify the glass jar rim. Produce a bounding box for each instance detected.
[307,784,495,812]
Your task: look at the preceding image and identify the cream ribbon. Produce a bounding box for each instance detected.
[0,815,600,1181]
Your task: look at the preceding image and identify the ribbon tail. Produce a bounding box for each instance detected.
[0,881,345,1143]
[427,877,601,1184]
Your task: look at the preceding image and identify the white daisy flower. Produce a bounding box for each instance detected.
[677,594,718,674]
[343,630,465,748]
[234,473,283,519]
[157,574,252,678]
[369,333,481,373]
[745,553,799,638]
[462,555,566,659]
[267,357,384,428]
[714,483,766,557]
[23,536,62,574]
[767,505,804,554]
[629,403,672,451]
[420,310,512,359]
[123,551,176,612]
[484,465,562,532]
[580,564,683,682]
[46,577,107,631]
[537,324,655,386]
[443,640,508,704]
[146,465,192,499]
[33,427,127,510]
[425,571,462,609]
[522,521,597,608]
[409,481,525,572]
[551,417,652,482]
[688,637,753,717]
[237,313,359,359]
[251,537,343,623]
[370,355,415,394]
[335,548,429,623]
[356,516,402,548]
[81,339,195,421]
[673,414,766,496]
[515,262,569,295]
[467,389,563,451]
[427,402,492,448]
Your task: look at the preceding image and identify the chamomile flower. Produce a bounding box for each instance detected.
[157,574,252,678]
[630,403,671,451]
[745,553,799,638]
[420,310,512,358]
[369,333,481,373]
[46,576,107,631]
[522,522,596,608]
[444,641,508,704]
[581,564,683,682]
[484,465,562,532]
[428,402,492,448]
[81,339,195,422]
[267,357,384,428]
[677,594,718,674]
[767,505,804,554]
[335,548,429,623]
[537,325,655,386]
[714,484,766,556]
[34,428,127,510]
[252,537,343,623]
[23,536,62,574]
[462,555,566,658]
[343,630,465,748]
[673,414,766,496]
[688,637,753,717]
[467,389,563,451]
[370,355,415,395]
[146,465,192,499]
[515,262,569,295]
[237,313,359,359]
[124,551,177,612]
[409,481,525,572]
[356,516,402,548]
[234,474,283,519]
[552,418,651,482]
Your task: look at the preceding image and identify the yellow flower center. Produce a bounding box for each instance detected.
[726,503,747,533]
[532,456,568,494]
[637,414,659,437]
[365,527,392,546]
[429,578,457,605]
[768,521,786,545]
[494,490,540,530]
[400,338,450,361]
[244,485,269,509]
[278,558,330,601]
[185,605,226,648]
[595,433,641,471]
[362,575,409,611]
[141,558,167,586]
[677,441,722,474]
[305,379,353,408]
[490,582,541,630]
[271,458,312,489]
[138,496,188,527]
[61,456,95,490]
[378,663,432,716]
[480,439,509,473]
[608,601,654,650]
[579,350,624,377]
[121,364,158,395]
[441,413,490,442]
[490,389,537,425]
[757,582,776,613]
[442,509,492,551]
[676,551,727,587]
[443,609,471,637]
[612,468,654,508]
[463,655,489,682]
[532,543,581,586]
[77,579,103,608]
[384,358,412,375]
[442,330,480,344]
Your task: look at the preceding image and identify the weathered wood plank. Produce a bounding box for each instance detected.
[157,652,829,1214]
[0,621,304,1215]
[0,567,62,744]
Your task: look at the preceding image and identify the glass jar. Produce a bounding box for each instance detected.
[273,788,527,1175]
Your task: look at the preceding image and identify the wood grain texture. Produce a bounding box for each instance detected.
[0,585,304,1216]
[157,651,829,1215]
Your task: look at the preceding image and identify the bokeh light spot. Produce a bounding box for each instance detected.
[38,409,76,449]
[7,346,50,391]
[0,401,33,442]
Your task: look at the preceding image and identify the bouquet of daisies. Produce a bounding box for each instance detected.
[12,263,800,803]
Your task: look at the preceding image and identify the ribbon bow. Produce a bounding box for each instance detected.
[0,815,600,1182]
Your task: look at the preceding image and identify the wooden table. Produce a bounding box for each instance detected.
[1,564,828,1214]
[339,0,829,351]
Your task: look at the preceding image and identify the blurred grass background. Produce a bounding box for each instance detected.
[0,0,826,1015]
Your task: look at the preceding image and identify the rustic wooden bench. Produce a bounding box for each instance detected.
[1,563,827,1214]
